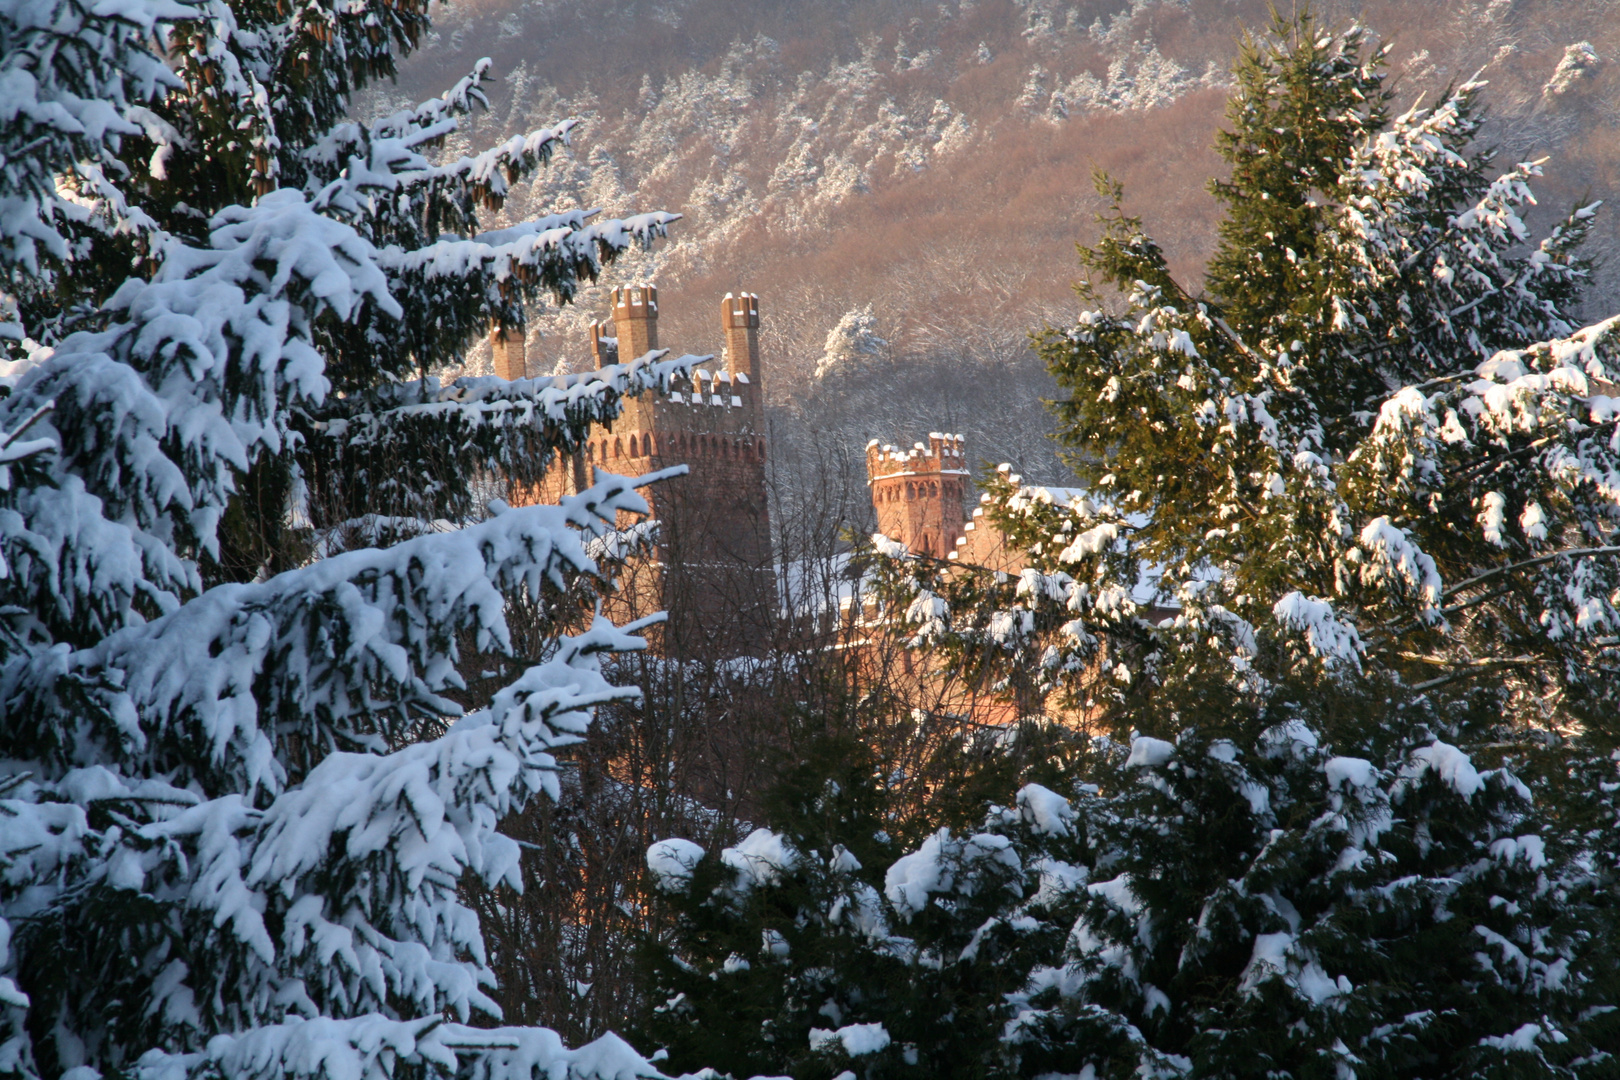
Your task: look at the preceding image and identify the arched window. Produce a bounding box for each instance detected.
[586,442,594,461]
[643,433,653,457]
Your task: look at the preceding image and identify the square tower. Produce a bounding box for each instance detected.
[508,287,776,657]
[866,433,969,558]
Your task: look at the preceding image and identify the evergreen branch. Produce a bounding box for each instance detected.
[1405,654,1543,693]
[0,399,54,451]
[1440,435,1562,493]
[1207,312,1267,366]
[1441,546,1620,601]
[1359,372,1475,407]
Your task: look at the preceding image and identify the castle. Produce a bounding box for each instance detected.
[493,286,777,655]
[865,434,1017,570]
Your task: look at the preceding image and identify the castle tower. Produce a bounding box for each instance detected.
[721,292,761,397]
[491,325,527,380]
[866,433,969,558]
[501,285,776,657]
[611,284,658,359]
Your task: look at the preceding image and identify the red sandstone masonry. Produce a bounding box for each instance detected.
[491,288,776,655]
[865,433,970,559]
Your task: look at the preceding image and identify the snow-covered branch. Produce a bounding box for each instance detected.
[0,472,667,799]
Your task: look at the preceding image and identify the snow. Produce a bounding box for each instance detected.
[128,1017,669,1080]
[1403,741,1484,799]
[1125,736,1176,769]
[1260,720,1320,758]
[884,828,1020,919]
[0,14,716,1067]
[646,838,705,892]
[1272,592,1364,670]
[3,473,658,799]
[1543,42,1599,98]
[1031,858,1088,907]
[1017,783,1075,836]
[1058,522,1119,561]
[1086,874,1141,917]
[906,590,951,643]
[1478,491,1508,546]
[810,1022,891,1057]
[1488,835,1548,871]
[1324,758,1379,790]
[814,305,889,380]
[885,830,953,917]
[1240,933,1349,1004]
[1353,517,1444,614]
[1240,931,1293,992]
[1479,1022,1561,1051]
[872,532,910,559]
[721,828,798,889]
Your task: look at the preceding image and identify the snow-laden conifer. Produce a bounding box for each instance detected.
[704,11,1620,1078]
[646,720,1619,1077]
[0,1,697,1077]
[869,10,1617,734]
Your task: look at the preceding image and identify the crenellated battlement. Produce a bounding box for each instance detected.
[866,432,969,559]
[865,432,968,481]
[720,291,761,386]
[589,320,618,367]
[721,292,759,328]
[494,284,775,655]
[611,284,659,358]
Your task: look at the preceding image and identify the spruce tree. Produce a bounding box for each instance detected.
[874,8,1615,738]
[644,9,1620,1079]
[0,1,698,1077]
[644,720,1619,1078]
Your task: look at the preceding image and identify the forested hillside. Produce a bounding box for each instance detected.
[384,0,1620,481]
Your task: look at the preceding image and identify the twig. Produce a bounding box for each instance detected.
[1442,546,1620,601]
[0,400,55,451]
[1406,654,1541,693]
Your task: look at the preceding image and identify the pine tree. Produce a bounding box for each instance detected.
[640,9,1620,1079]
[643,718,1619,1078]
[0,1,699,1078]
[871,8,1616,738]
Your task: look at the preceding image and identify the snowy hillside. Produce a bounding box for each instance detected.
[380,0,1620,479]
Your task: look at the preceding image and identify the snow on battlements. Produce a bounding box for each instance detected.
[866,431,971,559]
[865,431,968,480]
